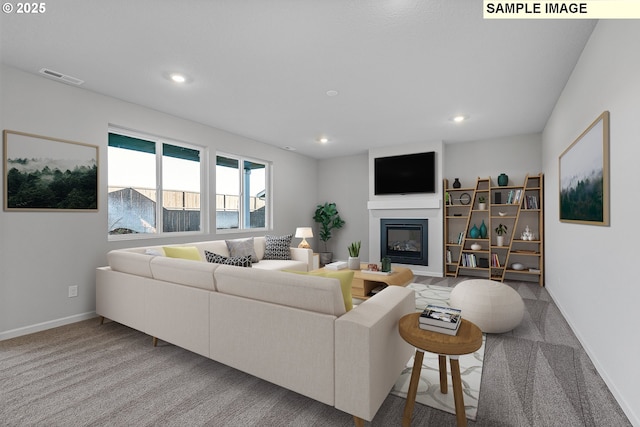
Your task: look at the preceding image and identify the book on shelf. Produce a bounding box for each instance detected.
[491,253,501,267]
[419,320,461,336]
[461,253,477,268]
[419,304,462,330]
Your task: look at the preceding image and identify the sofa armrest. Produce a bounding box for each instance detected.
[334,286,415,421]
[289,247,313,271]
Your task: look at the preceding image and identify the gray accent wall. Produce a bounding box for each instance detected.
[0,65,318,339]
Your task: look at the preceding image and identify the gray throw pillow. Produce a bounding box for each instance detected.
[263,234,293,260]
[205,251,252,267]
[225,237,259,263]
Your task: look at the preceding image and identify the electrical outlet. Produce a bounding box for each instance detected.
[68,285,78,298]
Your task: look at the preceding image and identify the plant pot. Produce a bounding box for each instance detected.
[496,236,505,247]
[319,252,333,267]
[348,256,360,270]
[479,203,486,210]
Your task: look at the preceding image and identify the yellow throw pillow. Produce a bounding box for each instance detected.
[163,246,202,261]
[288,270,354,312]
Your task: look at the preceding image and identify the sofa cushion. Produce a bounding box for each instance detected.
[263,234,293,260]
[214,266,347,317]
[163,246,202,261]
[288,270,354,312]
[205,251,252,267]
[226,237,259,263]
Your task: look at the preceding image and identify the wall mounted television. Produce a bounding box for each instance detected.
[374,151,436,195]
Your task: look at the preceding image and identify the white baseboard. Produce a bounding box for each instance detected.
[0,311,97,341]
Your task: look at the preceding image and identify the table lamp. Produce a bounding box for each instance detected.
[295,227,313,249]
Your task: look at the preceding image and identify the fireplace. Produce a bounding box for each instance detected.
[380,218,428,266]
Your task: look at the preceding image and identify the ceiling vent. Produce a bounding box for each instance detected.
[39,68,84,86]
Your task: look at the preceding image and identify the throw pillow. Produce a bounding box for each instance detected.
[163,246,202,261]
[263,234,293,260]
[287,270,354,312]
[205,250,252,267]
[225,237,259,263]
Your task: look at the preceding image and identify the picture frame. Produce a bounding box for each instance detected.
[3,130,98,211]
[558,111,609,226]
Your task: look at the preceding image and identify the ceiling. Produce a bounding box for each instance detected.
[0,1,596,159]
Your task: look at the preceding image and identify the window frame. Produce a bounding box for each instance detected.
[215,152,272,233]
[108,127,208,241]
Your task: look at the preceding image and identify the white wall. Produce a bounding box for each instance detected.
[0,65,319,339]
[316,153,370,261]
[542,21,640,426]
[444,133,542,188]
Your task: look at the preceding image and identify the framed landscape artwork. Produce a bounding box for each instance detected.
[558,111,610,226]
[3,130,98,211]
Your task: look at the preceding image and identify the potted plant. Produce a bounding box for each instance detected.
[478,196,487,210]
[313,202,345,266]
[495,223,508,246]
[347,241,361,270]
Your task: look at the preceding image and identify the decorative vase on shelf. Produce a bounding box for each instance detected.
[471,242,482,251]
[497,235,505,247]
[498,173,509,187]
[452,178,461,188]
[479,220,487,238]
[469,224,480,239]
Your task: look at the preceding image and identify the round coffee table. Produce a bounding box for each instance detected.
[398,313,482,427]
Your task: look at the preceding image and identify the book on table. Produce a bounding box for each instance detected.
[419,304,462,330]
[419,319,461,336]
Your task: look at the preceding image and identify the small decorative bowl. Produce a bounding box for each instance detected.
[511,262,525,270]
[498,212,507,217]
[470,243,482,251]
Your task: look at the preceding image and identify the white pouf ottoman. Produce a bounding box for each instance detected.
[449,279,524,333]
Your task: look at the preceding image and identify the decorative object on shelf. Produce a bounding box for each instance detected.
[478,196,486,210]
[367,263,379,271]
[445,191,450,205]
[471,242,482,251]
[452,178,461,188]
[497,173,509,187]
[347,240,361,270]
[295,227,313,249]
[313,202,345,266]
[381,256,392,272]
[559,111,610,226]
[495,223,508,247]
[494,192,502,204]
[511,263,525,271]
[479,220,487,238]
[498,211,507,217]
[521,225,534,241]
[469,224,480,239]
[459,192,471,205]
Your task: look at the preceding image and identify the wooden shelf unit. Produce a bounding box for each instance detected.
[443,174,544,286]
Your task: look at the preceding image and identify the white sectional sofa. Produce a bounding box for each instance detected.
[96,237,415,425]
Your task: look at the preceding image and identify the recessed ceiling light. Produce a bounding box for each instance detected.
[452,115,468,123]
[319,137,329,144]
[326,90,339,97]
[170,73,187,83]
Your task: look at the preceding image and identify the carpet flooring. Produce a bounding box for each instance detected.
[0,277,632,426]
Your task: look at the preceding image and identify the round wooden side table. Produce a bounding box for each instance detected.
[398,312,482,427]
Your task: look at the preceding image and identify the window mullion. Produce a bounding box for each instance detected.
[156,140,163,234]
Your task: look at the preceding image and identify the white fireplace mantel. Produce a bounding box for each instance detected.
[367,198,441,211]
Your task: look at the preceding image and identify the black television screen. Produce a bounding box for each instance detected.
[374,151,436,195]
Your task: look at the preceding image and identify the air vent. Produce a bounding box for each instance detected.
[39,68,84,86]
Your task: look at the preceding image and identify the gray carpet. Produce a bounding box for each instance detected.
[0,278,632,426]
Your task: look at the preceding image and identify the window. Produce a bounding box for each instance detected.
[108,129,205,237]
[216,154,270,230]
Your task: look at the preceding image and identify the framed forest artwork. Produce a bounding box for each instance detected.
[3,130,98,211]
[558,111,610,226]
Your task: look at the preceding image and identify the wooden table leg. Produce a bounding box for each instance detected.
[450,356,467,427]
[402,350,424,427]
[438,354,448,393]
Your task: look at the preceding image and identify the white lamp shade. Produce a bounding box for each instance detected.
[295,227,313,238]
